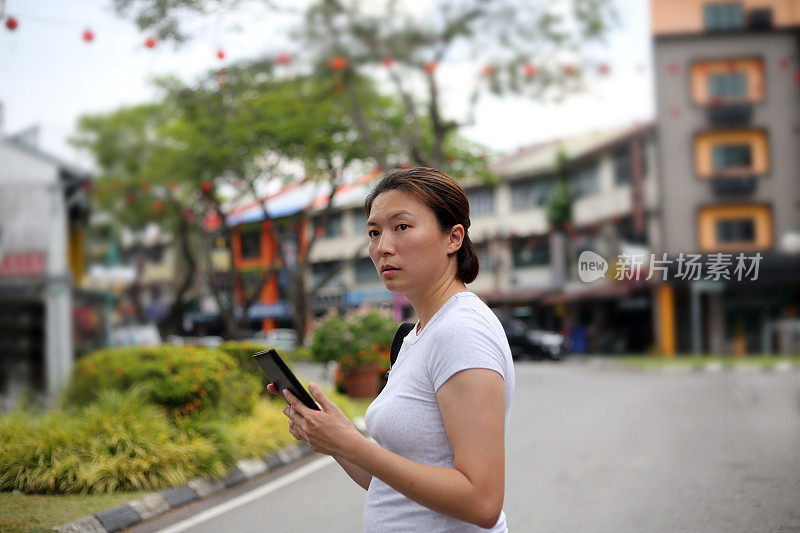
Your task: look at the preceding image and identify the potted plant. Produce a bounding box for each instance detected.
[311,308,397,398]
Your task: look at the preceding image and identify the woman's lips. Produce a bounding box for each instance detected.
[381,267,400,278]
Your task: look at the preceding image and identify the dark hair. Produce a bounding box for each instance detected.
[364,167,479,284]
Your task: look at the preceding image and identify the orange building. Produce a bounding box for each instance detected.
[650,0,800,355]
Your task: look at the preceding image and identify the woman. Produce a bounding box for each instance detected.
[269,167,514,531]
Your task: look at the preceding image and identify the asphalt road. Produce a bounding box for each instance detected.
[133,361,800,533]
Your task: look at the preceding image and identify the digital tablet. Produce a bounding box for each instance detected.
[252,349,320,411]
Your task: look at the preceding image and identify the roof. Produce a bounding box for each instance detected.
[491,121,655,180]
[4,134,92,182]
[206,169,380,230]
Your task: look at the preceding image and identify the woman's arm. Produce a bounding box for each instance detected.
[345,369,505,528]
[331,454,372,490]
[284,373,506,528]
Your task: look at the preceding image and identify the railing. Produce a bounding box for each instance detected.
[706,102,753,126]
[710,175,758,195]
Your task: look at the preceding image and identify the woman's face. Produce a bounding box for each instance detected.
[367,189,463,295]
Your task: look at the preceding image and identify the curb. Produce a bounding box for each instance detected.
[53,416,369,533]
[576,357,800,375]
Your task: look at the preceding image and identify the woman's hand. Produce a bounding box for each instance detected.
[267,382,363,456]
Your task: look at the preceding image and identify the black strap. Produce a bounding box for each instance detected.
[390,322,415,369]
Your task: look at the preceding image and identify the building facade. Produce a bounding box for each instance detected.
[651,0,800,354]
[0,123,91,405]
[227,123,661,352]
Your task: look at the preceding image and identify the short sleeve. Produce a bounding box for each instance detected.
[426,309,507,393]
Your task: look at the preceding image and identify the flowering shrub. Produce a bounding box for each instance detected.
[311,308,398,371]
[68,345,261,418]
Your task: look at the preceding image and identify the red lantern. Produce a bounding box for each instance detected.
[524,63,537,78]
[381,57,394,68]
[424,61,437,74]
[482,64,494,76]
[330,55,348,71]
[598,63,610,75]
[668,61,679,74]
[201,181,213,194]
[5,17,18,31]
[216,49,225,60]
[276,53,291,65]
[144,36,156,49]
[82,29,94,43]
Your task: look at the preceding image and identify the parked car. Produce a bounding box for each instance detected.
[252,328,299,353]
[109,324,162,347]
[500,319,567,361]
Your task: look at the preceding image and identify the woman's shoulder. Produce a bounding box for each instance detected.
[429,294,505,344]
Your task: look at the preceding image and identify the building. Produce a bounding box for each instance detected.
[0,117,91,405]
[222,123,660,353]
[651,0,800,354]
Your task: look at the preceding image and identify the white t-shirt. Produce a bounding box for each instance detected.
[363,291,514,532]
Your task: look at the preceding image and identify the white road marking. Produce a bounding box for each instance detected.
[157,455,335,533]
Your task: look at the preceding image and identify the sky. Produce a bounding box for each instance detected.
[0,0,655,170]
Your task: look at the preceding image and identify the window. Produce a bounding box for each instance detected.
[708,72,747,99]
[510,177,555,211]
[713,143,752,171]
[698,204,771,251]
[572,163,600,199]
[351,209,368,236]
[240,226,261,259]
[311,212,343,239]
[466,187,495,217]
[355,257,379,284]
[511,237,551,268]
[613,147,632,186]
[704,2,744,31]
[311,261,342,287]
[716,218,755,243]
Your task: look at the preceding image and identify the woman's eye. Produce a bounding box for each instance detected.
[368,230,379,238]
[396,224,409,231]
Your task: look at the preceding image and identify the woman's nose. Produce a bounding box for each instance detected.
[376,232,394,254]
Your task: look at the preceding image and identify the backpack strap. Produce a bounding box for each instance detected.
[390,322,416,369]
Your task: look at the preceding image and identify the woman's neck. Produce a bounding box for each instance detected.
[407,276,468,334]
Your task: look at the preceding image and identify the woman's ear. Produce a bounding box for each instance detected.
[447,224,465,254]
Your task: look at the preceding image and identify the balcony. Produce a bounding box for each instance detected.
[706,101,753,126]
[710,176,758,196]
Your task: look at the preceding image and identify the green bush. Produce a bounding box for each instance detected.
[310,309,398,370]
[218,340,268,375]
[0,387,227,494]
[67,345,261,418]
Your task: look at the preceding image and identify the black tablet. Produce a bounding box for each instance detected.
[252,349,320,411]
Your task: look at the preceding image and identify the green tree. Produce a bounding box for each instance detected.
[111,0,615,171]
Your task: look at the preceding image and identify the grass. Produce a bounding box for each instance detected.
[0,489,153,533]
[612,354,800,370]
